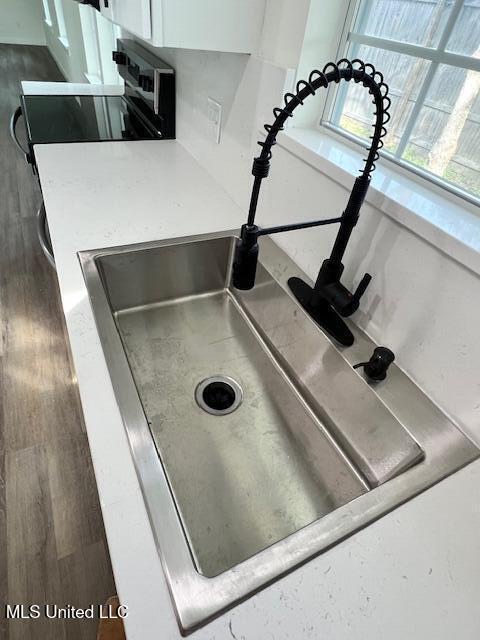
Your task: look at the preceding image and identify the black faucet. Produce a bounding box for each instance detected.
[232,59,391,346]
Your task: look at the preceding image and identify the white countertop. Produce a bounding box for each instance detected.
[21,81,124,96]
[36,140,480,640]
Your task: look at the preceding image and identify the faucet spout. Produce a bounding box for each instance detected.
[232,214,343,290]
[232,59,391,346]
[232,224,260,290]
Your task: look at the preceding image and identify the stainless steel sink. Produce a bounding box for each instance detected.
[79,231,478,634]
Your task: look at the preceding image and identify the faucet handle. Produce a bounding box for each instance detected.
[341,272,372,316]
[329,273,372,318]
[313,259,371,318]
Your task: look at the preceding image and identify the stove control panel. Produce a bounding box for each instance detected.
[113,39,175,139]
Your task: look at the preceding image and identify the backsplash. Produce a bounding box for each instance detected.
[133,38,480,446]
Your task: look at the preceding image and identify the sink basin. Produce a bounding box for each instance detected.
[79,231,478,633]
[117,287,366,578]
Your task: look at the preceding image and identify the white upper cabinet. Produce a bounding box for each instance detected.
[112,0,152,40]
[99,0,114,22]
[100,0,266,53]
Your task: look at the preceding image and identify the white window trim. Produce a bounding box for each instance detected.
[275,125,480,277]
[347,33,480,73]
[53,0,69,48]
[58,35,70,51]
[42,0,53,27]
[320,0,480,208]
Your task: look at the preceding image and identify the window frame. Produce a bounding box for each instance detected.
[321,0,480,207]
[42,0,53,27]
[53,0,69,49]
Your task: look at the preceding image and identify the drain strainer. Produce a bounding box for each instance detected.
[195,375,243,416]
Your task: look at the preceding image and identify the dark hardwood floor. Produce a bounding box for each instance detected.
[0,44,116,640]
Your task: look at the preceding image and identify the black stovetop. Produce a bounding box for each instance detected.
[21,94,161,145]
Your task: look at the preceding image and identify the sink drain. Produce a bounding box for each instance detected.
[195,376,243,416]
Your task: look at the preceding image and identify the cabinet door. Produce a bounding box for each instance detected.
[157,0,264,53]
[99,0,114,21]
[111,0,152,39]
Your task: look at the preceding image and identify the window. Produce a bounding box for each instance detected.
[42,0,53,26]
[53,0,69,48]
[326,0,480,204]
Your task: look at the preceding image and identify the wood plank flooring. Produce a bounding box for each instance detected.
[0,44,116,640]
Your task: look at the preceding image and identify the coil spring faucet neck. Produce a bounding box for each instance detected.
[232,58,391,346]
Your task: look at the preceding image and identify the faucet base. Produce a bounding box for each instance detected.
[288,277,354,347]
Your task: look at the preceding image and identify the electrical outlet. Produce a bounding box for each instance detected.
[207,97,222,144]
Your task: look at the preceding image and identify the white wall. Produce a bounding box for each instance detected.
[259,0,310,68]
[128,0,480,446]
[0,0,45,45]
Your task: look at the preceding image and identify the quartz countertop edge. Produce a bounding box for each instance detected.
[35,139,480,640]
